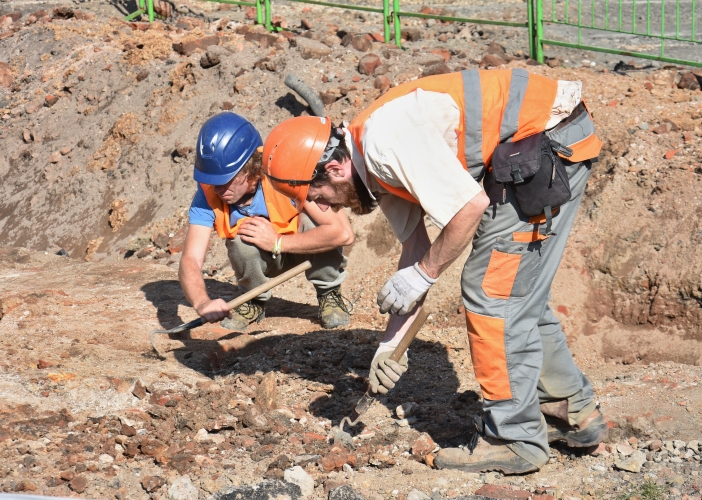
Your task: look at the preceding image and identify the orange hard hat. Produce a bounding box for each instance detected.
[263,116,332,211]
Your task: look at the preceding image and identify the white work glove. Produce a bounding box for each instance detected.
[369,339,408,395]
[377,263,437,316]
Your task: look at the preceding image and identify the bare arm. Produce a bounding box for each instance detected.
[178,224,232,323]
[381,191,490,342]
[237,200,354,254]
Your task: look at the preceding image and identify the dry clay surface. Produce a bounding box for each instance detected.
[1,1,702,499]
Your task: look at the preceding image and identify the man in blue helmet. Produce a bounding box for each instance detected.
[178,112,354,331]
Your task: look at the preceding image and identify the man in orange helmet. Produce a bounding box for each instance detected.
[263,69,607,475]
[179,112,354,332]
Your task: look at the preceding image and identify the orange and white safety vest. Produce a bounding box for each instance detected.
[199,176,299,239]
[347,68,602,203]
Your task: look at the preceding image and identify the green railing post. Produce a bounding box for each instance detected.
[383,0,390,43]
[393,0,402,47]
[265,0,273,31]
[527,0,536,59]
[661,0,665,57]
[255,0,264,25]
[147,0,154,22]
[535,0,544,62]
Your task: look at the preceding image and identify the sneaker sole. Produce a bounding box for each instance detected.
[548,417,609,448]
[434,456,539,475]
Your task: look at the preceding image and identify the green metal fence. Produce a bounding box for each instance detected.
[537,0,702,67]
[125,0,702,68]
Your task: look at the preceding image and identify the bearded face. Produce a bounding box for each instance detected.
[314,169,377,215]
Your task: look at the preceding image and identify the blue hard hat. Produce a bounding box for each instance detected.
[194,112,263,185]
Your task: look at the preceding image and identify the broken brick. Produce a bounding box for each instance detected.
[172,35,220,56]
[358,54,381,75]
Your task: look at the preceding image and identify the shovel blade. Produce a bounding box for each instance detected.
[353,391,376,419]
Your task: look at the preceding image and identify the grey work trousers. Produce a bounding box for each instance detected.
[225,213,347,301]
[461,160,596,468]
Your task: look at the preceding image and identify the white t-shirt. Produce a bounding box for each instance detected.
[349,80,582,242]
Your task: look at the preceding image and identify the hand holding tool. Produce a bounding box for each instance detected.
[149,260,312,359]
[333,307,429,444]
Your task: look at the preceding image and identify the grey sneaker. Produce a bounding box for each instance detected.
[317,289,352,329]
[220,299,265,331]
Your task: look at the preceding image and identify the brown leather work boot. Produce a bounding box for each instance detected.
[434,436,539,475]
[545,408,608,448]
[220,299,265,331]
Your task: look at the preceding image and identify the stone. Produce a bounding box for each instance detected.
[244,31,281,48]
[673,439,686,449]
[329,484,365,500]
[284,466,314,497]
[60,470,74,481]
[201,45,226,69]
[293,37,331,59]
[319,451,348,472]
[429,48,451,62]
[617,442,635,456]
[480,54,507,68]
[99,453,114,464]
[687,440,699,451]
[649,439,662,451]
[411,433,435,456]
[26,101,42,114]
[14,480,37,492]
[545,57,562,68]
[53,6,74,19]
[222,101,234,110]
[37,359,55,369]
[678,72,701,90]
[358,54,381,75]
[22,129,32,143]
[422,62,451,77]
[350,35,372,52]
[303,432,327,444]
[45,95,59,107]
[69,476,88,493]
[301,18,312,30]
[218,480,301,500]
[401,28,421,41]
[256,371,277,410]
[475,484,532,499]
[614,457,642,473]
[168,475,198,500]
[172,35,219,56]
[664,149,679,160]
[142,475,166,492]
[374,75,390,91]
[59,147,71,155]
[396,402,419,419]
[407,490,431,500]
[320,90,340,105]
[136,70,149,82]
[132,379,147,399]
[242,405,268,428]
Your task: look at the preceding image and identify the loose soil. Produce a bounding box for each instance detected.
[1,0,702,498]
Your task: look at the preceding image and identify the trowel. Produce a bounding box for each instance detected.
[333,307,430,447]
[149,260,312,359]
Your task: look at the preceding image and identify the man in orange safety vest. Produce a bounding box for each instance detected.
[262,69,607,474]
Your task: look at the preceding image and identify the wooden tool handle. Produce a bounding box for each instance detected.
[389,307,430,362]
[225,260,312,310]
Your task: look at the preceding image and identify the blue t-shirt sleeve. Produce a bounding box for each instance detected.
[188,185,216,227]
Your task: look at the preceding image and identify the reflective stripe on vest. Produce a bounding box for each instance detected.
[347,69,602,204]
[200,176,299,239]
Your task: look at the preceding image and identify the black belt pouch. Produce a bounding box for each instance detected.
[491,132,573,235]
